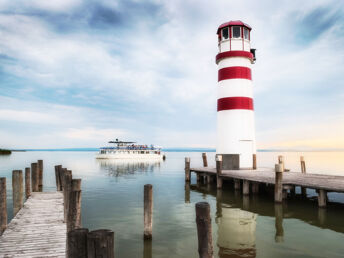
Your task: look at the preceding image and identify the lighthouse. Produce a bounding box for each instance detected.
[216,20,256,169]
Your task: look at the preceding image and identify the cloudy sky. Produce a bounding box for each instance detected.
[0,0,344,149]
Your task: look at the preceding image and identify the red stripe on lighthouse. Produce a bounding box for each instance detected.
[217,97,254,111]
[218,67,251,81]
[216,51,253,63]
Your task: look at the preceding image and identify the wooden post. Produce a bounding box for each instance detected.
[67,228,89,258]
[300,156,306,173]
[0,177,7,236]
[144,184,153,239]
[87,229,115,258]
[195,202,213,258]
[274,204,284,243]
[37,160,43,192]
[318,189,327,208]
[252,183,259,194]
[243,180,250,195]
[234,179,241,190]
[67,190,82,232]
[31,163,39,192]
[72,179,82,191]
[12,170,23,216]
[216,155,223,189]
[54,165,62,191]
[196,173,201,182]
[185,157,191,182]
[202,153,208,167]
[275,164,283,203]
[144,238,153,258]
[185,182,190,203]
[278,155,285,171]
[64,170,72,222]
[25,167,31,199]
[253,154,257,169]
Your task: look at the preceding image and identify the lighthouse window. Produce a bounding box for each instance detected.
[244,28,249,40]
[222,27,229,40]
[232,26,241,38]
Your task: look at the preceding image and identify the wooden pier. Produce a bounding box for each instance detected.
[0,192,66,257]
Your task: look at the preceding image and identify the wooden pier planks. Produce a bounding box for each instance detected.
[0,192,66,257]
[190,167,344,193]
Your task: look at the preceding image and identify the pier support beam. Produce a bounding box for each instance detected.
[252,183,259,194]
[25,167,31,199]
[300,156,307,196]
[12,170,23,216]
[185,158,191,182]
[234,179,241,190]
[243,180,250,195]
[202,153,208,167]
[144,184,153,239]
[31,163,39,192]
[63,170,72,222]
[0,177,7,236]
[67,228,89,258]
[318,189,327,208]
[275,164,283,203]
[195,202,213,258]
[216,155,223,189]
[54,165,62,191]
[38,160,43,192]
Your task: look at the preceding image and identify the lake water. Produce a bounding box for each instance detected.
[1,151,344,257]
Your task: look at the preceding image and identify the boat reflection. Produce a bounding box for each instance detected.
[97,159,161,177]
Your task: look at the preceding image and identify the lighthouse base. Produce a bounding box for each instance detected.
[218,154,240,170]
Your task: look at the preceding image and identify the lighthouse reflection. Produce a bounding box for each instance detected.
[97,159,161,177]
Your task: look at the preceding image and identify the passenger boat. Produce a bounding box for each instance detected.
[96,139,164,160]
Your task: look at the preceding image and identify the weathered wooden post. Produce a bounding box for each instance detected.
[25,167,31,199]
[64,170,72,222]
[216,155,222,189]
[202,153,208,167]
[318,189,327,208]
[37,160,43,192]
[253,154,257,169]
[31,162,39,192]
[185,157,191,182]
[67,190,82,232]
[0,177,7,235]
[234,179,241,190]
[54,165,62,191]
[195,202,213,258]
[278,155,285,171]
[185,182,190,203]
[12,170,23,216]
[87,229,115,258]
[300,156,306,173]
[243,180,250,195]
[274,204,284,243]
[144,184,153,239]
[275,164,283,203]
[67,228,89,258]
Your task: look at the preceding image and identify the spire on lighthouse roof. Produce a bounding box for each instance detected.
[217,20,252,34]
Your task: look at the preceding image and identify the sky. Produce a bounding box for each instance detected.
[0,0,344,150]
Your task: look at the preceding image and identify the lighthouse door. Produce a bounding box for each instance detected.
[240,140,253,169]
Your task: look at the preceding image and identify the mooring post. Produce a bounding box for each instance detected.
[318,189,327,208]
[252,183,259,194]
[54,165,62,191]
[253,154,257,169]
[67,228,89,258]
[243,180,250,195]
[0,177,7,236]
[12,170,23,216]
[216,155,223,189]
[31,162,39,192]
[67,190,82,232]
[274,204,284,243]
[202,153,208,167]
[185,157,191,182]
[37,160,43,192]
[275,164,283,203]
[25,167,31,199]
[300,156,306,173]
[278,155,285,171]
[234,179,241,190]
[195,202,213,258]
[87,229,115,258]
[144,184,153,239]
[64,170,72,222]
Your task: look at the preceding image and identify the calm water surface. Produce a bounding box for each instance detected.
[1,151,344,257]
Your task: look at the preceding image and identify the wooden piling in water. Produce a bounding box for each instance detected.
[67,190,82,233]
[243,180,250,195]
[144,184,153,239]
[37,160,43,192]
[318,189,327,208]
[195,202,213,258]
[67,228,89,258]
[31,163,39,192]
[252,183,259,194]
[25,167,31,199]
[64,170,72,222]
[87,229,115,258]
[54,165,62,191]
[275,164,283,203]
[185,157,191,182]
[253,154,257,169]
[0,177,7,236]
[202,153,208,167]
[300,156,306,173]
[12,170,23,216]
[216,155,223,189]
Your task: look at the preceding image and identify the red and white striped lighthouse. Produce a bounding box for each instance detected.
[216,20,256,169]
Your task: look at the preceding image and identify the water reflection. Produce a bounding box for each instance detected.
[143,239,152,258]
[97,159,161,177]
[274,204,284,243]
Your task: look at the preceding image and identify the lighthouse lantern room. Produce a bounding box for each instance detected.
[216,20,256,169]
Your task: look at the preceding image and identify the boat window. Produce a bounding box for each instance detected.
[141,151,144,154]
[222,27,229,40]
[232,26,241,38]
[244,27,249,40]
